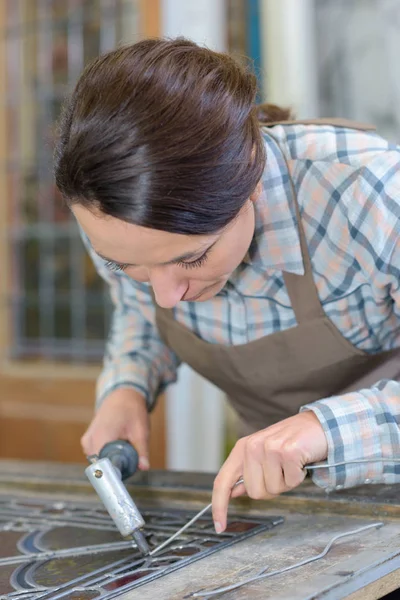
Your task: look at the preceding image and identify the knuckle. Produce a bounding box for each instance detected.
[282,439,299,455]
[246,436,263,456]
[234,437,246,452]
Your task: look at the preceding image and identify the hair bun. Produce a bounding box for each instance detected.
[255,103,294,124]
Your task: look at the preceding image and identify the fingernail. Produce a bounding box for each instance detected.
[139,456,150,470]
[214,522,223,534]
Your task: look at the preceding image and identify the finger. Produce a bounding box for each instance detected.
[262,450,289,496]
[282,459,306,489]
[81,431,93,456]
[243,449,268,499]
[81,425,112,456]
[230,482,246,498]
[212,444,244,533]
[127,424,150,470]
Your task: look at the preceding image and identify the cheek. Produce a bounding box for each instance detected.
[214,231,251,275]
[200,247,246,281]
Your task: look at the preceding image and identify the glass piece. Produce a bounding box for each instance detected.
[224,520,260,533]
[32,551,133,587]
[103,570,156,591]
[38,526,121,550]
[23,301,40,340]
[0,565,19,595]
[0,533,24,558]
[54,301,72,340]
[202,540,219,548]
[85,300,107,341]
[54,236,71,293]
[165,546,200,557]
[20,238,40,295]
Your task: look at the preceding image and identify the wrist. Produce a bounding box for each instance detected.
[101,387,147,410]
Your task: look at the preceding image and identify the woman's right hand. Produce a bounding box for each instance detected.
[81,388,150,471]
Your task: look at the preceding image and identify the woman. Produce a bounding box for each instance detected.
[55,38,400,535]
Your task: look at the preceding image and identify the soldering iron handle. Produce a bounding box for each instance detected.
[99,440,139,481]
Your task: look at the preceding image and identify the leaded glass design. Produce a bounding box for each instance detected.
[0,495,283,598]
[3,0,140,361]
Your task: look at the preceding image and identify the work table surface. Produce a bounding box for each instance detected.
[0,460,399,600]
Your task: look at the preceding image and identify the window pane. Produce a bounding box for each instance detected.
[5,0,141,362]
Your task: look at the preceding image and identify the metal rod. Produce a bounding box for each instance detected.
[307,457,400,469]
[149,503,212,556]
[192,522,384,597]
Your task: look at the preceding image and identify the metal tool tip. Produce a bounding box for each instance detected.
[133,529,151,556]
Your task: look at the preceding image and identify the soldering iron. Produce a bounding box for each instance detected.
[85,440,150,556]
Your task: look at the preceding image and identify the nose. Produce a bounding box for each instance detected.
[149,267,188,309]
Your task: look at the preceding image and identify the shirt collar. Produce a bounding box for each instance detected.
[243,130,304,276]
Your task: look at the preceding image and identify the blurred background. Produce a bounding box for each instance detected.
[0,0,399,472]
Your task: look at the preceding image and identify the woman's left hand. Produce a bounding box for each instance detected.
[212,411,328,533]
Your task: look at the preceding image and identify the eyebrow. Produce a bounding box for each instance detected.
[94,241,217,267]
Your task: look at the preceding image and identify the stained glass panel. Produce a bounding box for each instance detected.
[0,496,283,599]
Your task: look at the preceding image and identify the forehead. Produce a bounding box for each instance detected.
[72,204,216,264]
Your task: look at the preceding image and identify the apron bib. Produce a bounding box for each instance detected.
[155,119,400,432]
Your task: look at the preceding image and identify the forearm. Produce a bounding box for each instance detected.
[96,300,180,411]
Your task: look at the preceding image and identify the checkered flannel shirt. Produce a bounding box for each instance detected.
[83,123,400,492]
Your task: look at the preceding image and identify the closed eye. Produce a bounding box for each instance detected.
[176,250,210,269]
[104,260,129,273]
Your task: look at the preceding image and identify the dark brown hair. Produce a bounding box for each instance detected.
[54,38,291,235]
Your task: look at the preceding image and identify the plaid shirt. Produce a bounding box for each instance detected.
[85,123,400,492]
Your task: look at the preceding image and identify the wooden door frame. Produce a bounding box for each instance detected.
[0,0,165,467]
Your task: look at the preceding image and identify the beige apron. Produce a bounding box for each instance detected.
[155,119,400,432]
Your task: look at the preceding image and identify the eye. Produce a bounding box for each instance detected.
[177,250,210,270]
[104,260,129,273]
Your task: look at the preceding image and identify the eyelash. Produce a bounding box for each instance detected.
[177,251,210,269]
[104,261,129,273]
[104,251,210,272]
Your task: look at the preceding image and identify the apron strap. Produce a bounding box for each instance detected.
[262,116,375,323]
[261,117,376,131]
[282,193,326,323]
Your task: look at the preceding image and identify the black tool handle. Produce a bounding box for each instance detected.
[99,440,139,481]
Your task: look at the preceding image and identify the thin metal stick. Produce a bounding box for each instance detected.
[192,522,384,597]
[149,503,212,556]
[150,478,247,556]
[307,457,400,469]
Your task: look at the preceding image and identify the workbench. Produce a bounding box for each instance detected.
[0,460,399,599]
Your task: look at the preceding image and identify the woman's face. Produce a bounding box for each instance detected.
[72,189,259,309]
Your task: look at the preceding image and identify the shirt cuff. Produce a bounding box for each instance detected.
[300,391,385,491]
[95,357,169,412]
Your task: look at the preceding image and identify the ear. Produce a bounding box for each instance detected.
[249,180,263,204]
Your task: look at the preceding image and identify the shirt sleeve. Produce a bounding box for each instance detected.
[301,149,400,491]
[81,233,181,411]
